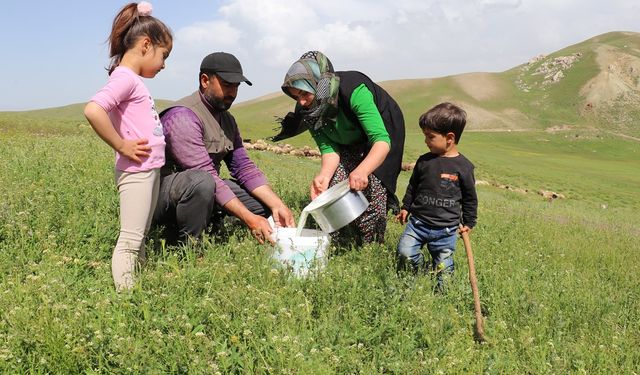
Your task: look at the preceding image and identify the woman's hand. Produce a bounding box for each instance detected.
[348,167,369,191]
[312,153,340,199]
[346,141,389,191]
[271,204,295,228]
[311,174,330,200]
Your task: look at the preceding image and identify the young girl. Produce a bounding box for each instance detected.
[84,2,172,290]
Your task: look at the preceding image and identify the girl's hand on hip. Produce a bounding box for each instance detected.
[118,138,151,163]
[348,169,369,191]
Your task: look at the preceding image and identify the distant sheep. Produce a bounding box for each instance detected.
[242,139,321,159]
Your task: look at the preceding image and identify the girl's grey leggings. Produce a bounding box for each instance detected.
[113,168,159,291]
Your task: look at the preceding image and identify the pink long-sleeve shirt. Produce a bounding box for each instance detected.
[90,66,165,172]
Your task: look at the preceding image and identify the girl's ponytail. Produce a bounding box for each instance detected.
[106,2,172,75]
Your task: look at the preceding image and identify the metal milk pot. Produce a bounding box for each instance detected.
[303,180,369,233]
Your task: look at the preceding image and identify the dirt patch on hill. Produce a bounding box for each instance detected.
[545,124,574,133]
[580,45,640,105]
[451,101,532,131]
[579,43,640,136]
[453,72,504,101]
[612,132,640,141]
[379,78,436,96]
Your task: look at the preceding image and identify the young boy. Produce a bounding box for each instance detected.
[396,102,478,291]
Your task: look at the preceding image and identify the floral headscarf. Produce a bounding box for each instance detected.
[273,51,340,141]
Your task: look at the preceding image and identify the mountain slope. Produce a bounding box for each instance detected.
[2,32,639,140]
[230,31,640,142]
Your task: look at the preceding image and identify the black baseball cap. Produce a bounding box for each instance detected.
[200,52,252,86]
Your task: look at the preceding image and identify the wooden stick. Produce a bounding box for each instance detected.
[461,230,486,342]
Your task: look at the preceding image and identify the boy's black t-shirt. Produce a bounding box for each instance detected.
[402,152,478,228]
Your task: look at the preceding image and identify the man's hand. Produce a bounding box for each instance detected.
[395,209,409,225]
[246,214,275,244]
[244,185,296,231]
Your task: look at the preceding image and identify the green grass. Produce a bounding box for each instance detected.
[1,124,639,373]
[460,132,640,209]
[2,30,640,373]
[391,127,640,211]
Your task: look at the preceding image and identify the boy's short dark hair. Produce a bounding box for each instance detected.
[419,102,467,143]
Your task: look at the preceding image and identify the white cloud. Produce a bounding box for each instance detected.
[151,20,244,99]
[479,0,522,9]
[152,0,640,104]
[2,0,638,110]
[178,20,242,48]
[307,23,379,57]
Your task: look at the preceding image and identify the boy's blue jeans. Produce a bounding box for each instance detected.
[397,216,458,288]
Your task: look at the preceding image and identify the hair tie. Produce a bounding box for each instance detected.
[137,1,153,16]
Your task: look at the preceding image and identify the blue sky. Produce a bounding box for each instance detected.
[1,0,638,111]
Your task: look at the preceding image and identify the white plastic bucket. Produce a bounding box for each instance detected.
[271,227,330,277]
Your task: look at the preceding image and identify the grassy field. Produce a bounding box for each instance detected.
[1,31,639,373]
[1,118,639,373]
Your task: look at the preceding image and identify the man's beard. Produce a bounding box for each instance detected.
[204,91,233,111]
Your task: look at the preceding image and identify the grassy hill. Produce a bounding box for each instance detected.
[229,32,640,211]
[1,31,639,207]
[0,100,174,136]
[229,31,640,139]
[6,32,638,138]
[3,31,639,136]
[234,32,640,210]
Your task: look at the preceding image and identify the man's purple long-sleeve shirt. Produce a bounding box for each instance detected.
[161,99,267,206]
